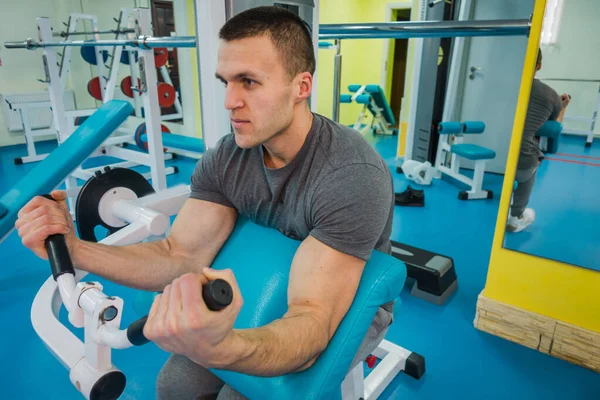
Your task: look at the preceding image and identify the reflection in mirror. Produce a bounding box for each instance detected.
[503,0,600,271]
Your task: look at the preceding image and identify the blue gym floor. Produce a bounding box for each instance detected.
[503,135,600,272]
[1,135,599,399]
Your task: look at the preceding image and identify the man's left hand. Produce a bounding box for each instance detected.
[143,268,244,367]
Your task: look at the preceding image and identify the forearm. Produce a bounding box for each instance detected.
[556,106,567,122]
[211,311,329,376]
[71,239,205,291]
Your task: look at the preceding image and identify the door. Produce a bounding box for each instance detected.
[457,0,535,173]
[390,10,411,127]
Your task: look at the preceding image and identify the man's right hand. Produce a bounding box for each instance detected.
[15,190,77,260]
[561,93,571,108]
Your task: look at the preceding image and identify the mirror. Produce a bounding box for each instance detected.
[503,0,600,271]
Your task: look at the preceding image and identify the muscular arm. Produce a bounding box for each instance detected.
[71,199,237,291]
[211,235,365,376]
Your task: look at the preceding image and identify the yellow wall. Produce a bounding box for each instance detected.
[317,0,418,130]
[482,0,600,333]
[186,0,203,138]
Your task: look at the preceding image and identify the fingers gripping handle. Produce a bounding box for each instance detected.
[126,279,234,346]
[41,195,76,280]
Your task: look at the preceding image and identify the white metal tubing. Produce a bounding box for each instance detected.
[56,273,77,313]
[31,272,88,370]
[97,326,133,349]
[332,40,342,122]
[341,360,365,400]
[138,9,167,192]
[112,199,170,236]
[5,35,197,49]
[472,160,485,193]
[160,65,183,118]
[364,354,404,400]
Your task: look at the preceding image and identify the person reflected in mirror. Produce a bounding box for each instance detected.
[507,49,570,233]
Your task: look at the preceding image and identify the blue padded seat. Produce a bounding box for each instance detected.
[347,84,396,126]
[0,100,133,241]
[203,216,407,400]
[450,143,496,160]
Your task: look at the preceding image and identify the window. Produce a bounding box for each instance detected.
[540,0,565,46]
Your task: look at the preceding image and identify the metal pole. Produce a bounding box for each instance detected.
[52,29,135,38]
[4,35,197,49]
[319,19,530,40]
[5,19,531,50]
[539,78,600,83]
[332,40,342,123]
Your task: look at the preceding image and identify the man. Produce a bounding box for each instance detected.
[508,49,570,232]
[15,6,395,400]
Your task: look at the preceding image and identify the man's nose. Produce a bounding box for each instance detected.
[224,85,244,110]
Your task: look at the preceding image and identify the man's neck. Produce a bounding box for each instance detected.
[263,106,313,169]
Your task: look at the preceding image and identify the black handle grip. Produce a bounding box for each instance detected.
[126,279,233,346]
[41,194,76,281]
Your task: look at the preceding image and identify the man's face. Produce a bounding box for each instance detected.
[216,36,299,149]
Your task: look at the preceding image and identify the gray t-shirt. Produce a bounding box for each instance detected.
[519,79,562,169]
[190,113,394,262]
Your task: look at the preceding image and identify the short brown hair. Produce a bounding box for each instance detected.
[219,6,316,78]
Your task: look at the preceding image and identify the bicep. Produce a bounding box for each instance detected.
[167,198,237,270]
[286,235,366,339]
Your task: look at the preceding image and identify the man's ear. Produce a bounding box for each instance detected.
[296,72,313,103]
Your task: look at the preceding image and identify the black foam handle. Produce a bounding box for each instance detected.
[126,279,233,346]
[41,194,76,281]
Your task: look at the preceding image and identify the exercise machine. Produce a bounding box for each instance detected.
[340,84,397,136]
[434,121,496,200]
[536,120,563,154]
[540,78,600,147]
[27,165,424,400]
[0,100,133,243]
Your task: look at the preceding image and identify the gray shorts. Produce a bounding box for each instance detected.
[156,307,393,400]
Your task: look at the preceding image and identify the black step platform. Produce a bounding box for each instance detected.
[391,241,457,305]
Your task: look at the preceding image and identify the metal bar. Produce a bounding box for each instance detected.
[332,40,342,123]
[319,19,530,40]
[52,29,135,38]
[539,78,600,83]
[6,19,530,50]
[5,35,197,50]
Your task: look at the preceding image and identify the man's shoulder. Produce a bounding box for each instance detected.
[532,79,558,98]
[313,114,388,174]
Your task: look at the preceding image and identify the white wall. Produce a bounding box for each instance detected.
[0,0,158,147]
[537,0,600,134]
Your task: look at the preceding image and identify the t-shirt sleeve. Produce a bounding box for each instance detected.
[309,164,393,261]
[189,143,235,208]
[548,87,563,121]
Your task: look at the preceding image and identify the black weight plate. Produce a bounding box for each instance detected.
[76,167,155,242]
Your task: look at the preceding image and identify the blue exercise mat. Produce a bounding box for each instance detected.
[0,100,133,241]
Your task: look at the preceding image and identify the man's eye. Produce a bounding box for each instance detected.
[244,79,256,86]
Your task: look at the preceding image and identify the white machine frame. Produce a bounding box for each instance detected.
[435,132,492,200]
[348,85,395,136]
[33,182,416,400]
[5,100,55,164]
[561,81,600,147]
[36,9,176,212]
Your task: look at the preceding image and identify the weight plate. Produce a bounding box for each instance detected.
[157,82,176,108]
[75,167,155,242]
